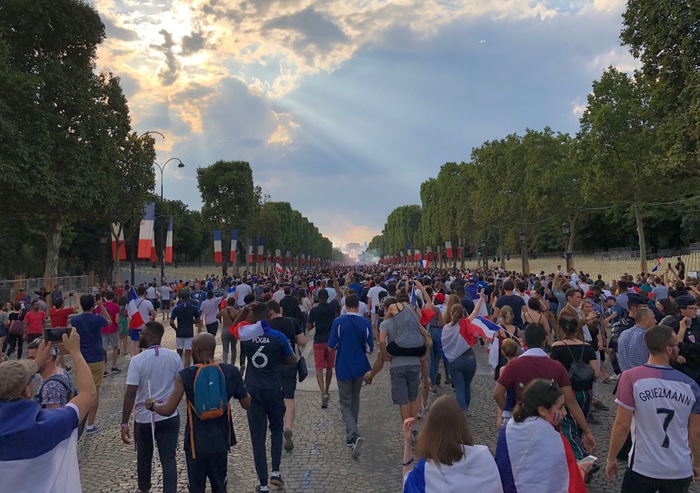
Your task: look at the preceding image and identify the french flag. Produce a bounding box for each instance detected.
[229,320,265,341]
[111,223,126,261]
[230,229,239,263]
[164,216,173,264]
[414,249,421,261]
[213,230,223,263]
[496,417,586,493]
[150,235,158,263]
[651,256,665,273]
[470,316,499,341]
[275,249,281,263]
[0,401,83,493]
[445,240,454,259]
[275,262,284,274]
[257,237,264,264]
[420,259,430,269]
[137,202,155,259]
[247,238,254,264]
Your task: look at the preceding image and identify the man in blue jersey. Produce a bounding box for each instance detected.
[234,302,297,493]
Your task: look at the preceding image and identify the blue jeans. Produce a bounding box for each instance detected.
[447,348,477,413]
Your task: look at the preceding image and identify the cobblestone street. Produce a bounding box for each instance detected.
[77,328,700,492]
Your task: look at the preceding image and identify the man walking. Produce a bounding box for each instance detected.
[328,294,373,458]
[307,286,341,408]
[147,333,251,493]
[618,307,657,372]
[606,324,700,491]
[121,322,183,493]
[199,290,224,336]
[233,303,296,493]
[170,290,202,367]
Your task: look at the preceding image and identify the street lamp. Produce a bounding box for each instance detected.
[561,221,572,273]
[99,233,108,283]
[481,239,488,271]
[153,157,185,282]
[519,231,528,275]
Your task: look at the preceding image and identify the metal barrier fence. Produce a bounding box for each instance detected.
[0,275,89,303]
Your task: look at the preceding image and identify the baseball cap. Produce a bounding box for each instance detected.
[0,360,38,401]
[627,292,648,306]
[675,295,697,308]
[434,293,446,304]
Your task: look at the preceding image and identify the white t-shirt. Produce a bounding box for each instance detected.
[126,346,184,424]
[146,286,157,299]
[158,286,172,300]
[127,298,154,330]
[367,286,386,312]
[616,364,700,480]
[341,301,368,317]
[235,284,252,307]
[272,290,285,303]
[200,297,223,325]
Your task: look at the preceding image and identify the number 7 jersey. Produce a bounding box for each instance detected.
[616,363,700,480]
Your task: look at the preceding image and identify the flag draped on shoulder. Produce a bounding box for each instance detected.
[229,320,269,341]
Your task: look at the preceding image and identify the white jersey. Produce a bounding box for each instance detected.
[158,285,172,300]
[125,346,183,423]
[616,364,700,480]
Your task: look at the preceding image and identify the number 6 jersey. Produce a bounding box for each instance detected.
[616,364,700,480]
[237,320,293,390]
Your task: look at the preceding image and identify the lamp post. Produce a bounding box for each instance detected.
[519,231,528,275]
[99,233,108,283]
[153,157,185,282]
[481,239,488,271]
[561,221,572,273]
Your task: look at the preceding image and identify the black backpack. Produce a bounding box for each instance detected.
[564,343,594,391]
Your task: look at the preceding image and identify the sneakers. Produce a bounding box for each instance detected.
[103,371,108,377]
[283,428,294,451]
[346,438,354,448]
[255,486,269,493]
[321,393,329,409]
[270,472,284,488]
[609,373,621,381]
[351,435,364,459]
[592,401,609,411]
[111,367,122,373]
[85,425,100,435]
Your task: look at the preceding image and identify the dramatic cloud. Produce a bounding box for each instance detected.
[91,0,634,247]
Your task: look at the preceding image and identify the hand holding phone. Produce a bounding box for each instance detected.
[44,327,72,343]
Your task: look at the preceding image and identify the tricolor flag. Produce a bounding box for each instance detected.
[651,256,665,273]
[127,291,146,329]
[164,216,173,264]
[247,238,254,264]
[137,202,156,259]
[470,316,499,341]
[111,223,126,261]
[420,259,431,269]
[414,249,421,261]
[150,235,158,263]
[257,237,264,264]
[230,229,239,263]
[275,249,281,263]
[445,240,454,259]
[213,230,223,263]
[426,246,433,261]
[496,417,586,493]
[285,250,291,265]
[406,244,412,263]
[275,262,284,274]
[267,251,272,265]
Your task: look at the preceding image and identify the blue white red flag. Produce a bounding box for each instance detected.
[420,259,430,269]
[651,256,665,273]
[275,262,284,274]
[230,229,239,263]
[164,216,173,264]
[138,202,156,259]
[213,230,223,263]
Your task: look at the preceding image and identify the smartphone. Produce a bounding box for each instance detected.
[44,327,71,343]
[477,285,484,295]
[577,455,597,466]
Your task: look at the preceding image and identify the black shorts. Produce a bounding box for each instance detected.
[280,364,297,399]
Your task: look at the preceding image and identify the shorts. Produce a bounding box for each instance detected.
[176,337,193,350]
[129,328,141,342]
[102,333,119,350]
[280,364,298,399]
[313,342,335,370]
[0,325,7,338]
[390,366,421,406]
[88,361,105,388]
[160,299,171,309]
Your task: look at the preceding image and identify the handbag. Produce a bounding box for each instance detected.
[564,343,594,391]
[296,345,308,382]
[9,319,24,337]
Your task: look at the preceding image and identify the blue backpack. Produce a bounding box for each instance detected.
[187,363,230,458]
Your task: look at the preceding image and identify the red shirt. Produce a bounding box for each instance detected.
[49,307,75,327]
[102,301,120,334]
[497,348,570,404]
[115,288,125,298]
[24,310,46,334]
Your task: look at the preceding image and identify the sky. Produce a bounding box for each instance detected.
[91,0,637,251]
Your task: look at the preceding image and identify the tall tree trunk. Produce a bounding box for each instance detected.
[43,218,63,283]
[634,201,648,272]
[498,229,505,270]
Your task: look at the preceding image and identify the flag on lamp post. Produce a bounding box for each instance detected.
[247,238,254,265]
[230,229,239,263]
[111,223,126,261]
[164,216,173,264]
[213,230,223,263]
[137,202,156,259]
[445,241,454,259]
[285,250,291,265]
[414,249,421,262]
[275,249,281,263]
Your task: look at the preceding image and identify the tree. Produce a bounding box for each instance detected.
[197,160,256,271]
[578,68,669,271]
[1,0,139,281]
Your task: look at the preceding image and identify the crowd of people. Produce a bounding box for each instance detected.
[0,261,699,492]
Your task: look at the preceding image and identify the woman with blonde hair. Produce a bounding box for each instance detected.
[402,395,502,492]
